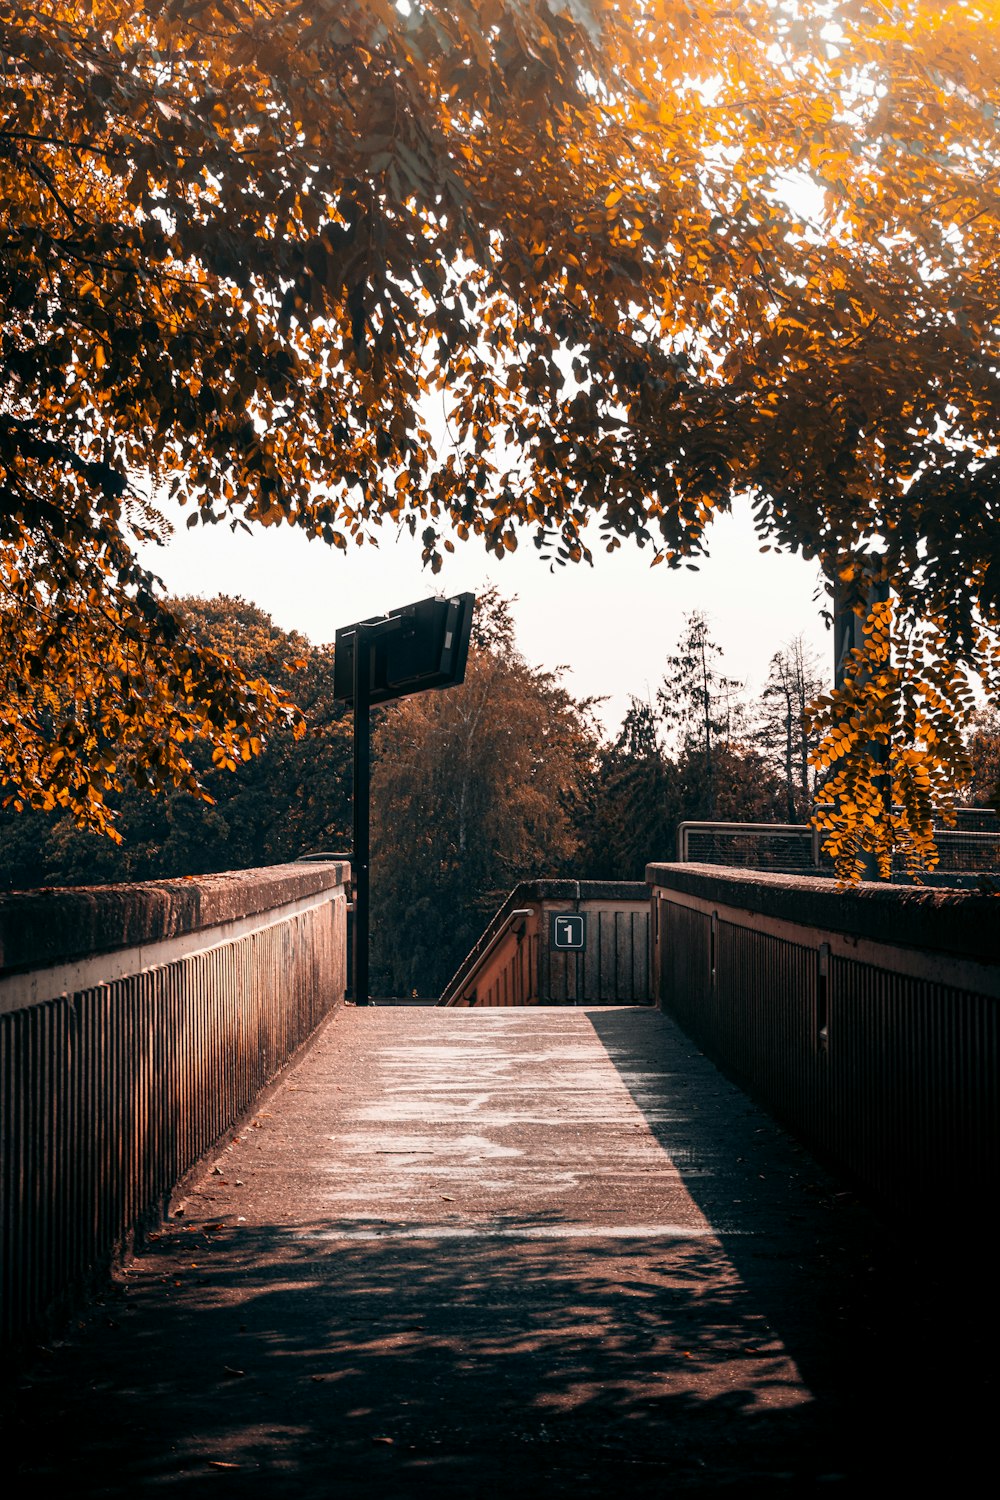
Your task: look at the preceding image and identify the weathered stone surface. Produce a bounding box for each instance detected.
[646,861,1000,962]
[0,861,350,976]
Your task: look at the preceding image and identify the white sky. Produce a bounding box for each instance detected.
[138,498,832,737]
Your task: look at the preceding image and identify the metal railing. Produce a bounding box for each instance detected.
[676,809,999,881]
[677,821,822,869]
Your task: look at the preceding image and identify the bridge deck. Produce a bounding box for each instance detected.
[8,1006,975,1495]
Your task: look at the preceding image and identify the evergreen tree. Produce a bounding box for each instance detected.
[656,612,744,819]
[581,700,681,877]
[753,637,826,821]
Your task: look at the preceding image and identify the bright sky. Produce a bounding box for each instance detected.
[138,499,832,737]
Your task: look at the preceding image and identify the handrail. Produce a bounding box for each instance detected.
[676,817,998,866]
[676,821,821,865]
[438,909,532,1006]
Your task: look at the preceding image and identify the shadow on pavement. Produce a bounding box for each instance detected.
[11,1217,857,1499]
[586,1006,989,1489]
[5,1004,986,1497]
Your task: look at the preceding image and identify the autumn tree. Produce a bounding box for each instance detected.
[369,591,597,997]
[807,603,991,880]
[0,596,351,888]
[3,1,1000,869]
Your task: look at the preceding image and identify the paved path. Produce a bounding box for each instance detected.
[7,1006,971,1496]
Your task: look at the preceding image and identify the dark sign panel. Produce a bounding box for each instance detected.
[550,912,587,951]
[334,592,475,707]
[336,590,476,1007]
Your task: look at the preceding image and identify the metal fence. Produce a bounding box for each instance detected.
[649,863,999,1224]
[0,866,348,1348]
[677,821,822,872]
[932,813,1000,875]
[676,808,1000,882]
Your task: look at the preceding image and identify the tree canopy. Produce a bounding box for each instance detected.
[0,595,351,884]
[3,1,999,859]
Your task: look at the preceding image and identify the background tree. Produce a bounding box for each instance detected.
[753,637,826,822]
[679,741,786,828]
[656,612,746,820]
[0,596,351,887]
[581,699,682,879]
[3,1,1000,869]
[369,591,598,997]
[579,615,787,879]
[963,708,1000,813]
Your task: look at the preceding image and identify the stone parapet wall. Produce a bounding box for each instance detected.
[646,861,1000,966]
[0,861,350,977]
[1,862,349,1350]
[648,862,998,1224]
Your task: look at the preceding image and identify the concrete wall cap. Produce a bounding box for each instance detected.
[512,879,648,902]
[646,862,1000,964]
[0,861,350,977]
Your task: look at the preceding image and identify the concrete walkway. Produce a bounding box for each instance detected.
[7,1006,972,1496]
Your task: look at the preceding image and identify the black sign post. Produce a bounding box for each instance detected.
[335,593,475,1006]
[351,622,374,1008]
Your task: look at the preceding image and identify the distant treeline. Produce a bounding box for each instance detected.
[2,592,997,998]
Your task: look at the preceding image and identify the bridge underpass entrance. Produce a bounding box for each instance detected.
[7,1005,982,1496]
